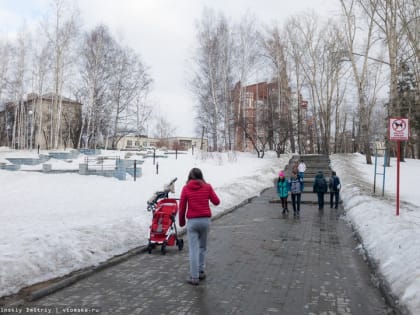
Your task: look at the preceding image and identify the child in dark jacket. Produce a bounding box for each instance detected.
[313,171,328,210]
[329,171,341,209]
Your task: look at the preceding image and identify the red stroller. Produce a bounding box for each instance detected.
[146,178,184,254]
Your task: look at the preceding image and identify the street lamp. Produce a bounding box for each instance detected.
[28,110,33,150]
[352,138,355,153]
[6,125,10,148]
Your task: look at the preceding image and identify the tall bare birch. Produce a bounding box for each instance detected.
[43,0,79,149]
[261,26,293,154]
[191,8,234,151]
[339,0,380,164]
[232,14,260,152]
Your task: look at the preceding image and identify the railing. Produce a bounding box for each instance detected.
[84,156,120,171]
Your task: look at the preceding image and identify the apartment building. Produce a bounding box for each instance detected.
[231,81,291,152]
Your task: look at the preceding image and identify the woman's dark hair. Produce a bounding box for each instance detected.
[188,168,205,182]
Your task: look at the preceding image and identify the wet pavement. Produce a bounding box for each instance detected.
[2,188,395,315]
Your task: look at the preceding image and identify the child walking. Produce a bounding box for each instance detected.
[289,171,303,218]
[329,171,341,209]
[276,171,289,215]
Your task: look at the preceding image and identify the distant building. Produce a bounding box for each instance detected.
[115,134,208,152]
[165,137,208,151]
[231,81,291,152]
[113,134,159,150]
[0,93,82,149]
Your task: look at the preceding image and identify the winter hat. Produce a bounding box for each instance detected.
[279,171,285,177]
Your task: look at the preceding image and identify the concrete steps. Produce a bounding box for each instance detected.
[274,154,334,197]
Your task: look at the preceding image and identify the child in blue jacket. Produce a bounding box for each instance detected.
[276,171,289,214]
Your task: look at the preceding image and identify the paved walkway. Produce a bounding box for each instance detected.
[4,188,395,315]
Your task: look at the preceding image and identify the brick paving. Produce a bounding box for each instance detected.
[3,188,395,315]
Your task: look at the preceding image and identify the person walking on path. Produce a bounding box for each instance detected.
[276,171,289,215]
[179,168,220,286]
[313,171,328,210]
[298,159,306,190]
[329,171,341,209]
[289,171,303,218]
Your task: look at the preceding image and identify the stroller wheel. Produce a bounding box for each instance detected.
[161,241,167,255]
[177,239,184,251]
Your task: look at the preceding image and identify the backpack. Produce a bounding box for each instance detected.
[290,178,301,194]
[315,177,327,192]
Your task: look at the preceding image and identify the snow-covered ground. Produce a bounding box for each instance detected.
[0,149,419,314]
[0,148,285,299]
[331,153,420,314]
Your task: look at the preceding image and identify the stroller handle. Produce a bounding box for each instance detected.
[147,178,178,211]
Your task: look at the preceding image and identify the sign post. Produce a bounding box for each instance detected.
[389,118,409,216]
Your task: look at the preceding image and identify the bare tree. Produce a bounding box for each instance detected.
[190,8,234,151]
[109,46,152,149]
[78,24,115,149]
[0,40,10,104]
[357,0,406,163]
[0,40,11,145]
[232,13,260,152]
[153,111,177,141]
[132,93,153,136]
[396,0,420,158]
[288,13,344,155]
[42,0,80,149]
[30,36,52,150]
[261,26,293,155]
[340,0,381,164]
[9,27,31,150]
[284,19,309,154]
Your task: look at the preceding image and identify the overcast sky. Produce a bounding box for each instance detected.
[0,0,340,137]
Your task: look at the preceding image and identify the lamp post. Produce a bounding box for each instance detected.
[351,138,355,153]
[28,110,33,150]
[6,125,10,148]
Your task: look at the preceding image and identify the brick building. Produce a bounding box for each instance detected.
[231,81,291,152]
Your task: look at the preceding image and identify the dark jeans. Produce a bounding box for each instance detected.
[317,192,325,209]
[280,197,288,210]
[291,193,301,212]
[330,191,339,208]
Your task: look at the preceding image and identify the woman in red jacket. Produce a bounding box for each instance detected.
[179,168,220,285]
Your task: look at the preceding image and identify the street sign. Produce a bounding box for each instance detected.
[388,117,409,216]
[389,118,409,141]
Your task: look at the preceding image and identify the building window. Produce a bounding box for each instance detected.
[127,140,132,147]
